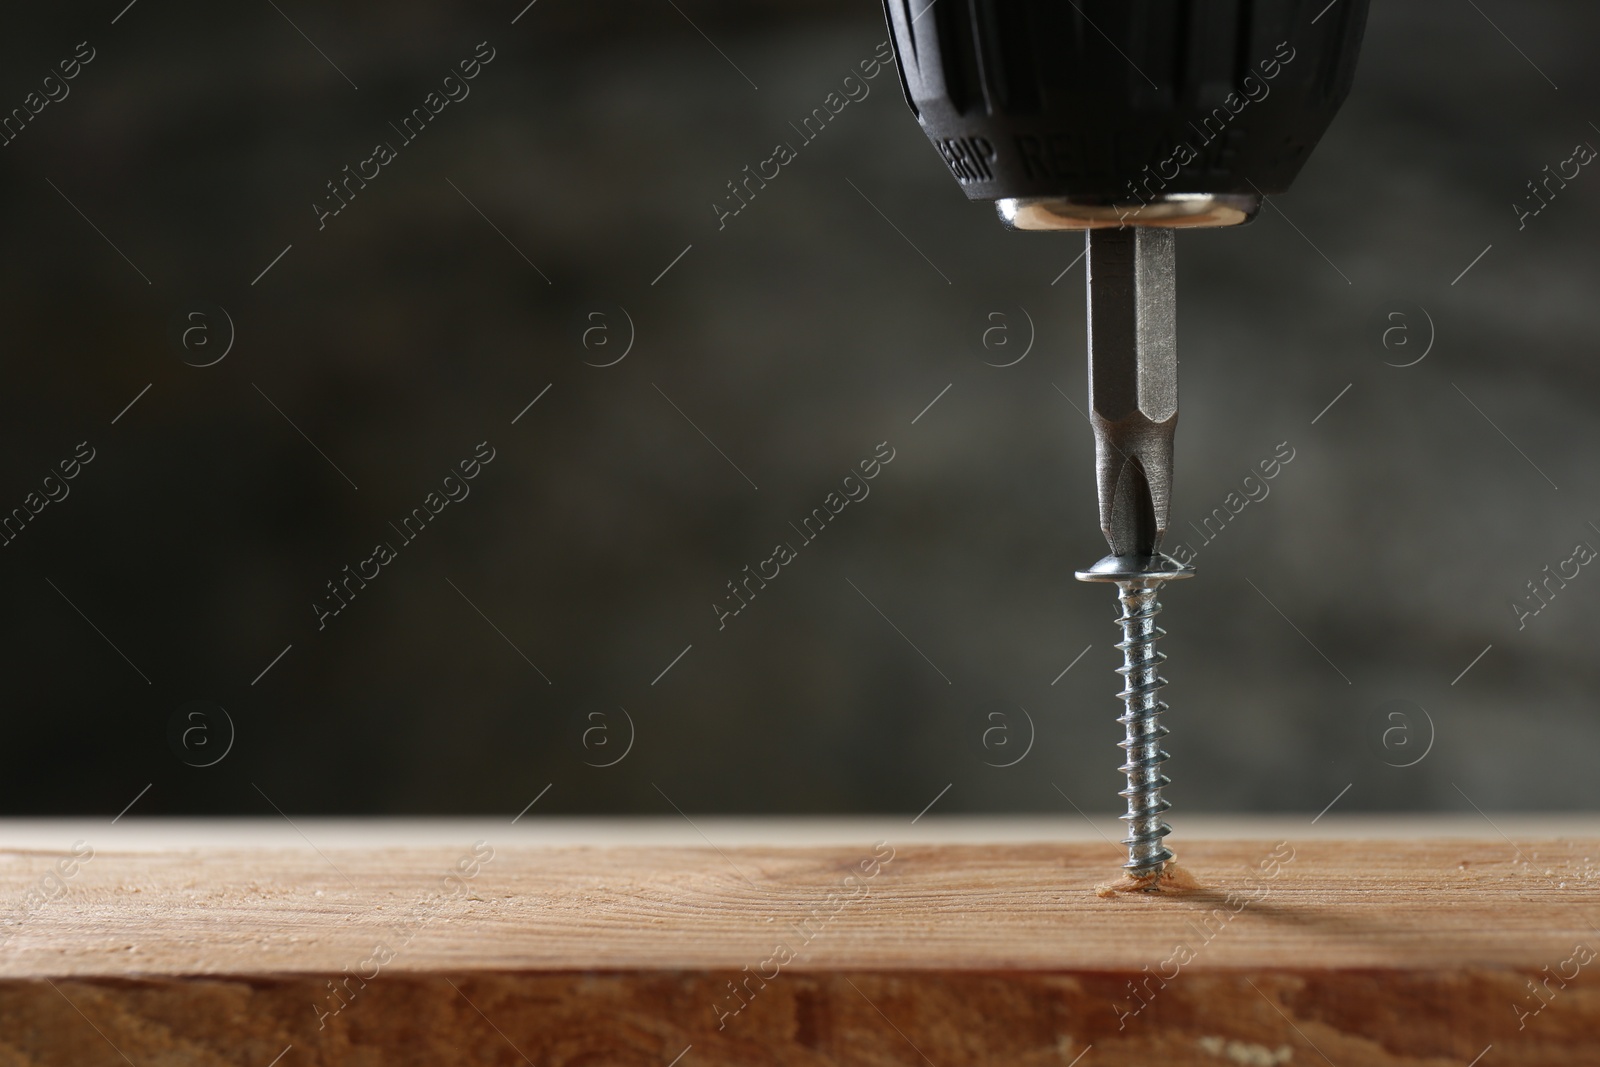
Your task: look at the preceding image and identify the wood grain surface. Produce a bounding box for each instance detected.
[1,818,1596,1065]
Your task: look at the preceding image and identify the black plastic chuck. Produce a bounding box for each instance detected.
[882,0,1369,208]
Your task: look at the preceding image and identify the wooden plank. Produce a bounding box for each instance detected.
[1,820,1596,1065]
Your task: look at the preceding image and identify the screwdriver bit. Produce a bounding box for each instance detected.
[1086,226,1176,560]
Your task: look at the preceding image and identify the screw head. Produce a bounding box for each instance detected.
[1075,553,1195,584]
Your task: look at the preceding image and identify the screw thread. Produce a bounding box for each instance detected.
[1113,581,1173,877]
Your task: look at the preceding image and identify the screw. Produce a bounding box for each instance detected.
[1078,555,1192,880]
[1114,579,1172,876]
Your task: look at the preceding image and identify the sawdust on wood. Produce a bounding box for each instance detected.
[1096,860,1201,897]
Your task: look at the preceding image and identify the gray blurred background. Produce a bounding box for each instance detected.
[0,0,1595,818]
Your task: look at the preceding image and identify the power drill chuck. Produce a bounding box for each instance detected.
[883,0,1369,229]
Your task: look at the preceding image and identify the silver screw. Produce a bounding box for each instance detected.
[1078,556,1191,879]
[1113,579,1172,876]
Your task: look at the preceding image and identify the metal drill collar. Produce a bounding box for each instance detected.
[997,193,1261,231]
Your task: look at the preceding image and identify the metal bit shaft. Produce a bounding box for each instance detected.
[1075,225,1191,881]
[1086,227,1176,561]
